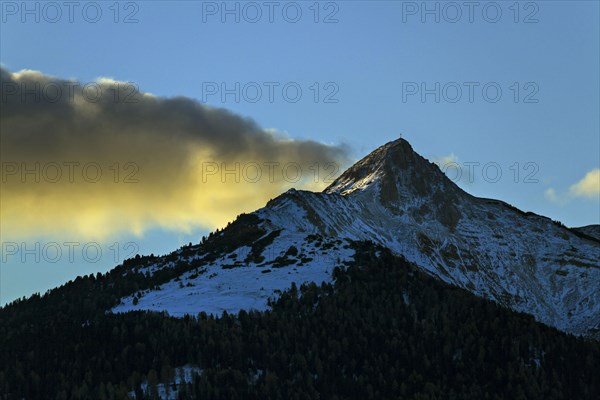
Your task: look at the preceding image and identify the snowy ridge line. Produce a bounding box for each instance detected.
[113,138,599,338]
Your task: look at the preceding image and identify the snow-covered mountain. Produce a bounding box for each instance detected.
[114,139,600,338]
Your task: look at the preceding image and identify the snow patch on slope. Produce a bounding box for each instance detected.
[113,233,354,317]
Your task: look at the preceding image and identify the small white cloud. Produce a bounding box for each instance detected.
[544,188,563,205]
[433,153,458,166]
[431,153,474,185]
[95,77,120,85]
[544,168,599,205]
[11,69,46,80]
[569,168,600,199]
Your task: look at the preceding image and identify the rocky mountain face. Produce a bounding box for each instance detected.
[114,139,600,338]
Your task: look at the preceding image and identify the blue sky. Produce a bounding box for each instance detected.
[1,0,599,305]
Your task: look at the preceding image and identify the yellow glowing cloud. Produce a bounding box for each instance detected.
[0,68,349,242]
[570,168,600,199]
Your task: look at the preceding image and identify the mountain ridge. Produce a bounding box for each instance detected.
[113,138,600,338]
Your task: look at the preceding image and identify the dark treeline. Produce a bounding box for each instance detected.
[1,242,599,399]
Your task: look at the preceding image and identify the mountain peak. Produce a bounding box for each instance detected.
[350,137,416,168]
[325,138,459,199]
[379,137,413,151]
[322,137,465,230]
